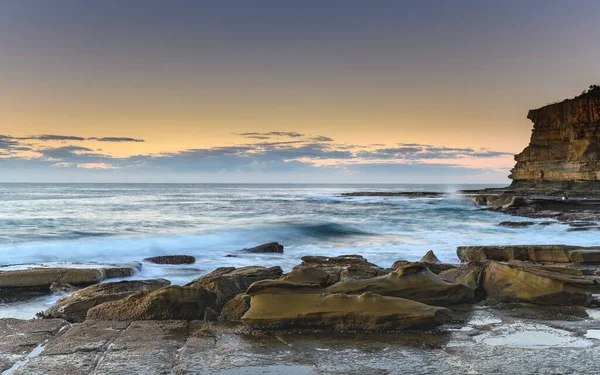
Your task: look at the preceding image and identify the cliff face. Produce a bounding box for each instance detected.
[510,97,600,184]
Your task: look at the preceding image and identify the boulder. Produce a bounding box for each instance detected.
[102,266,135,279]
[241,280,452,331]
[289,255,387,286]
[392,258,456,275]
[280,267,330,287]
[0,268,104,296]
[245,242,284,253]
[43,278,171,322]
[219,293,251,322]
[86,285,215,321]
[420,250,441,263]
[568,250,600,263]
[327,263,474,306]
[186,266,283,309]
[49,282,77,294]
[204,307,220,322]
[144,255,196,265]
[456,245,600,263]
[482,261,593,306]
[439,262,486,291]
[0,265,137,297]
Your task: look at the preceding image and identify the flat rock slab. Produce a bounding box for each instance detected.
[0,318,68,372]
[10,352,100,375]
[4,311,600,374]
[144,255,196,265]
[0,264,136,299]
[173,322,310,374]
[42,320,130,355]
[457,245,600,263]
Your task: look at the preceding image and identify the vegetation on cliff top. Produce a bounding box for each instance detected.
[576,84,600,99]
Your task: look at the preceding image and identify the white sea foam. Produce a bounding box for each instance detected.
[0,183,598,319]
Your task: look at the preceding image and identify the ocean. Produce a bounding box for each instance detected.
[1,183,599,318]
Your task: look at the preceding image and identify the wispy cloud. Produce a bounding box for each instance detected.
[0,131,515,182]
[237,131,305,139]
[89,137,145,143]
[14,134,145,142]
[18,134,87,141]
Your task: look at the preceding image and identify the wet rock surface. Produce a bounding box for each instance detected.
[219,293,251,322]
[144,255,196,264]
[7,250,600,373]
[242,280,452,331]
[4,305,600,374]
[289,255,387,286]
[42,278,171,322]
[341,191,446,198]
[0,264,137,298]
[328,263,474,306]
[86,285,216,321]
[483,261,594,306]
[186,266,283,310]
[245,242,284,253]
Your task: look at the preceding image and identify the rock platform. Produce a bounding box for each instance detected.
[3,306,600,375]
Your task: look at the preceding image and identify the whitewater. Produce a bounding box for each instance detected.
[1,183,599,318]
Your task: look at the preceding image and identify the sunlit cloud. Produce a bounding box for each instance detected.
[0,131,515,181]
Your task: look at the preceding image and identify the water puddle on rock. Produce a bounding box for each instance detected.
[473,323,594,349]
[585,329,600,340]
[211,365,316,375]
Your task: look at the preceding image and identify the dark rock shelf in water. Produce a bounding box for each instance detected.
[341,191,446,198]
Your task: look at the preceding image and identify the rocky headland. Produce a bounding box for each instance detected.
[343,86,600,223]
[465,85,600,222]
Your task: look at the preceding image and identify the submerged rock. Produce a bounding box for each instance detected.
[498,221,536,228]
[186,266,283,309]
[43,278,171,322]
[86,285,215,321]
[482,261,593,306]
[144,255,196,264]
[327,263,474,306]
[242,280,451,331]
[245,242,284,253]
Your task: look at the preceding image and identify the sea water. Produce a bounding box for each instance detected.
[1,183,599,318]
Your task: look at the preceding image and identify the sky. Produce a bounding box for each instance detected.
[1,0,599,183]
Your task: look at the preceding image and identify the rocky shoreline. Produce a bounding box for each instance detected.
[2,244,600,374]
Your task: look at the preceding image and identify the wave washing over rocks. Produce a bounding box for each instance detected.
[2,247,600,374]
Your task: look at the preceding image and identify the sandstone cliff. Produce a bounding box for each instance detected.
[510,87,600,189]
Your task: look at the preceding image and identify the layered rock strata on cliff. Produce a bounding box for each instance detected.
[510,95,600,187]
